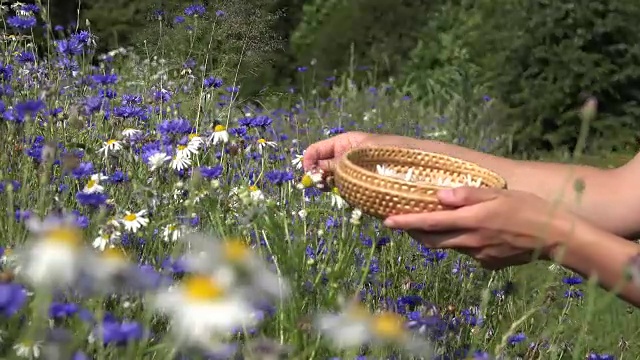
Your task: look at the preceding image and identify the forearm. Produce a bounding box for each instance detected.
[401,137,632,237]
[551,219,640,307]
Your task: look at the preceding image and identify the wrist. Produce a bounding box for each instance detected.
[544,212,587,264]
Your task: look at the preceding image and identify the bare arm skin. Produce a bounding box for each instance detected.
[551,215,640,307]
[387,135,640,238]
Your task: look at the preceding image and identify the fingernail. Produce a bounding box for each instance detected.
[383,218,395,227]
[438,188,456,200]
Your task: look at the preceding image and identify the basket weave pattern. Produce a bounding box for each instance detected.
[334,147,507,219]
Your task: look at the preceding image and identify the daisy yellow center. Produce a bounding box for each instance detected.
[184,275,224,301]
[257,138,266,144]
[223,238,250,262]
[214,125,226,132]
[300,174,314,188]
[188,133,199,140]
[331,187,340,195]
[102,247,127,261]
[86,179,96,188]
[123,213,138,222]
[168,224,177,232]
[248,185,258,192]
[371,311,405,340]
[177,145,187,151]
[43,226,83,247]
[106,139,117,145]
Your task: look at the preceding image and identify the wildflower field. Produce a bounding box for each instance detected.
[1,3,639,360]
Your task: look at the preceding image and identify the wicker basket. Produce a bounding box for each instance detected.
[334,146,507,219]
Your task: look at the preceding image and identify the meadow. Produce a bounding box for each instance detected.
[0,3,639,360]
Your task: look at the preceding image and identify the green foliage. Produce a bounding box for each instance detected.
[291,0,442,83]
[405,0,640,155]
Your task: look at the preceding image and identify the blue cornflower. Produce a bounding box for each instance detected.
[325,126,345,135]
[55,38,85,56]
[199,165,223,179]
[7,16,37,30]
[49,302,80,319]
[184,4,206,17]
[587,353,615,360]
[507,332,526,345]
[121,94,143,105]
[70,162,94,179]
[99,88,117,99]
[91,73,118,85]
[0,283,27,316]
[562,276,583,285]
[203,76,223,89]
[157,118,193,137]
[173,15,185,24]
[0,63,12,82]
[15,209,31,222]
[152,88,172,102]
[15,51,36,64]
[112,104,148,120]
[265,169,294,185]
[215,10,225,17]
[92,318,146,346]
[76,191,108,207]
[564,289,584,298]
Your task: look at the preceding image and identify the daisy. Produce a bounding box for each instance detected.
[122,128,142,138]
[176,142,199,158]
[188,133,204,149]
[247,185,265,202]
[181,234,290,302]
[99,139,123,157]
[329,187,347,210]
[314,302,433,357]
[17,216,87,288]
[13,340,42,359]
[83,173,109,194]
[253,138,276,154]
[147,152,171,171]
[150,274,260,349]
[92,228,121,251]
[291,152,304,169]
[120,210,149,233]
[162,223,184,242]
[170,154,192,171]
[296,170,324,190]
[209,125,229,145]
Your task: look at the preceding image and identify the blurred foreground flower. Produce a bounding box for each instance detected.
[181,233,291,303]
[149,274,260,351]
[314,300,434,357]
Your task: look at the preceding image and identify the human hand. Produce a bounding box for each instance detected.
[302,132,410,173]
[383,187,576,270]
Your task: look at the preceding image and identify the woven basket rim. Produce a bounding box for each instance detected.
[339,146,507,189]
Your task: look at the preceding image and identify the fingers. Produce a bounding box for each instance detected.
[303,138,336,171]
[437,187,501,207]
[384,208,478,232]
[408,230,473,249]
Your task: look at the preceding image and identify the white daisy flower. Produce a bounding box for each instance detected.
[329,187,347,210]
[188,133,204,149]
[291,152,304,170]
[170,154,192,171]
[83,173,109,194]
[253,138,277,154]
[92,228,121,251]
[122,128,142,138]
[248,185,265,202]
[150,275,260,349]
[99,139,123,157]
[314,303,433,357]
[17,217,87,288]
[296,170,324,190]
[13,340,42,359]
[209,125,229,145]
[162,223,184,242]
[147,152,171,171]
[120,210,149,233]
[176,142,199,158]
